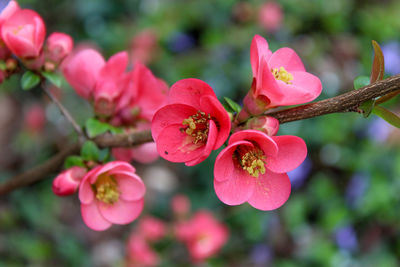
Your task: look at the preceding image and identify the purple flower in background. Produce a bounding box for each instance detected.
[335,225,358,253]
[288,157,312,189]
[367,117,393,143]
[168,32,196,53]
[0,0,11,12]
[250,244,273,265]
[346,172,369,208]
[381,41,400,75]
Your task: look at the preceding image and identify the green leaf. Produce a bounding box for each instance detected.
[85,118,110,138]
[353,75,370,90]
[370,40,385,83]
[376,91,400,105]
[0,61,6,71]
[98,148,111,162]
[42,71,62,87]
[224,97,242,113]
[21,71,40,90]
[360,100,375,118]
[64,156,85,169]
[372,106,400,128]
[81,141,100,161]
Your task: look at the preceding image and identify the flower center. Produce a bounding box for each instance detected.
[182,111,211,144]
[94,174,120,204]
[271,66,293,84]
[235,145,266,177]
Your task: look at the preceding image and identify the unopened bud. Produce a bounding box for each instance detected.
[52,166,87,196]
[246,116,279,136]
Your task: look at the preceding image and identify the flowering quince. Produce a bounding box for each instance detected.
[214,130,307,210]
[151,78,231,166]
[175,210,228,262]
[1,8,45,58]
[258,2,283,33]
[241,35,322,116]
[44,32,73,64]
[137,216,166,242]
[126,234,159,267]
[78,161,145,231]
[171,194,191,217]
[52,166,87,196]
[240,115,279,136]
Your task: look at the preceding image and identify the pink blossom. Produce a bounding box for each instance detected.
[171,194,191,217]
[175,210,228,262]
[52,166,87,196]
[1,9,45,58]
[137,216,166,242]
[126,234,159,267]
[258,2,283,32]
[24,103,46,134]
[151,79,231,166]
[130,29,158,64]
[214,130,307,210]
[78,161,145,231]
[245,116,279,136]
[112,143,159,164]
[45,32,73,64]
[242,35,322,115]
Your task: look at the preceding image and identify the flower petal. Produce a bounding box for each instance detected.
[100,51,128,80]
[228,130,278,157]
[250,34,272,78]
[131,142,159,163]
[268,47,305,72]
[267,135,307,173]
[290,71,322,101]
[113,172,146,201]
[247,170,291,210]
[81,202,111,231]
[98,198,144,225]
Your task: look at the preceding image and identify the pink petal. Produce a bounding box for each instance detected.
[199,95,231,150]
[267,135,307,173]
[94,161,136,180]
[250,35,272,78]
[3,31,38,57]
[228,130,278,157]
[168,78,217,109]
[185,120,218,166]
[33,16,45,52]
[81,202,112,231]
[155,124,207,163]
[113,172,146,201]
[151,104,198,141]
[98,198,144,225]
[290,71,322,101]
[79,178,95,204]
[131,142,159,163]
[268,47,305,72]
[214,140,254,182]
[100,51,128,80]
[254,55,284,104]
[247,170,291,210]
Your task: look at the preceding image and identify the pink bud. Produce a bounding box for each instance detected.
[138,216,166,242]
[258,2,283,32]
[1,9,46,59]
[246,116,279,136]
[171,194,190,216]
[52,166,87,196]
[237,88,270,122]
[45,32,73,64]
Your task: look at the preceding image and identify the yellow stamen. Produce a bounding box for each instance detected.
[94,174,120,204]
[182,111,211,144]
[271,66,294,84]
[237,147,266,178]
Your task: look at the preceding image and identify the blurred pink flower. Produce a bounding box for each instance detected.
[138,216,167,242]
[175,210,228,262]
[112,142,159,164]
[130,29,158,65]
[78,161,145,231]
[258,2,283,32]
[127,234,159,267]
[1,9,45,58]
[45,32,73,64]
[24,103,46,134]
[151,78,231,166]
[52,166,87,196]
[214,130,307,210]
[0,0,20,34]
[171,194,191,217]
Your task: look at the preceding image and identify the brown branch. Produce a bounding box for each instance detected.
[1,74,399,195]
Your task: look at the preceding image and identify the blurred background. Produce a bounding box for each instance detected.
[1,0,400,266]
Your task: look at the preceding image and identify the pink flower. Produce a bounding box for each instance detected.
[130,29,158,65]
[137,216,166,242]
[258,2,283,32]
[78,161,145,231]
[214,130,307,210]
[126,234,159,267]
[45,32,73,64]
[1,9,45,58]
[24,103,46,134]
[151,79,231,166]
[243,35,322,115]
[112,143,159,164]
[52,166,87,196]
[175,211,228,262]
[245,116,279,136]
[171,194,191,217]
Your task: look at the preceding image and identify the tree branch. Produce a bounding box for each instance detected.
[1,74,399,195]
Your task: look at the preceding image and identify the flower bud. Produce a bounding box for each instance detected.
[246,116,279,136]
[45,32,73,64]
[52,166,87,196]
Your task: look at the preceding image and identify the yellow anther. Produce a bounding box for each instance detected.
[182,111,211,144]
[271,66,294,84]
[94,174,120,204]
[238,149,266,178]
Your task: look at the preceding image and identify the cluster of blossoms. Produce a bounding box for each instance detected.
[126,195,228,266]
[0,0,73,82]
[152,34,322,211]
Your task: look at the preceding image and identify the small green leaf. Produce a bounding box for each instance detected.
[372,106,400,128]
[360,100,375,118]
[21,71,40,90]
[81,141,100,161]
[85,118,110,138]
[64,156,85,169]
[376,91,400,105]
[42,71,62,87]
[224,97,242,113]
[98,148,111,162]
[353,75,370,90]
[370,40,385,83]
